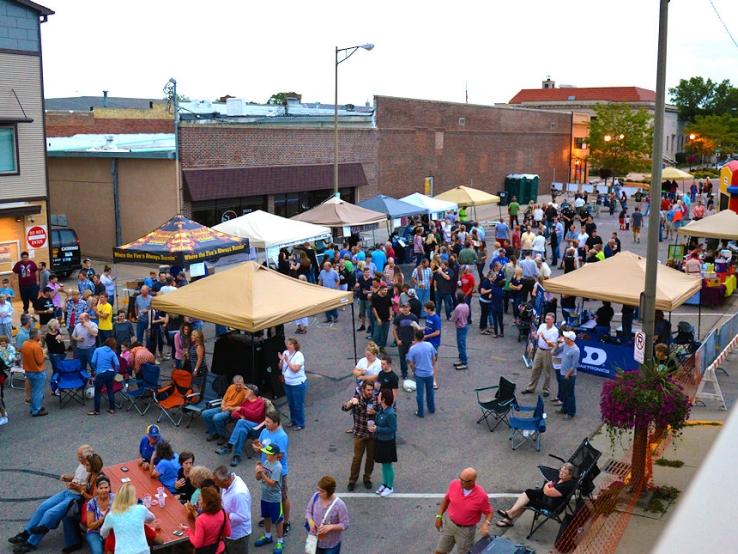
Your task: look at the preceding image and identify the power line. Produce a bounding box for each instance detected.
[708,0,738,49]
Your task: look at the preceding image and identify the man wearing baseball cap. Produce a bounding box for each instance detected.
[138,424,163,469]
[554,330,580,419]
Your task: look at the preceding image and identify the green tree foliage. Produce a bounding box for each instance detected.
[669,77,738,122]
[267,92,301,105]
[589,104,653,176]
[685,113,738,157]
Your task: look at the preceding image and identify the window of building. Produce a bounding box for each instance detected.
[191,195,268,227]
[0,125,19,175]
[273,187,355,218]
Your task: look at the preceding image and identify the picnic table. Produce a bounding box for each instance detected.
[104,459,193,550]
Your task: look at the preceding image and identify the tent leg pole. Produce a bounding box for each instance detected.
[351,301,357,364]
[251,336,255,389]
[698,298,702,340]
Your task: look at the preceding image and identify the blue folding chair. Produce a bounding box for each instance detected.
[54,358,90,407]
[123,363,160,415]
[509,395,547,451]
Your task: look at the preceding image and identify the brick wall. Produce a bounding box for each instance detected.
[180,125,379,199]
[375,96,572,198]
[0,0,40,52]
[45,112,173,137]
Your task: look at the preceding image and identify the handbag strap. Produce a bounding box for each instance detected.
[319,496,340,526]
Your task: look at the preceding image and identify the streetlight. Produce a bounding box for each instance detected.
[604,134,612,142]
[334,43,374,197]
[164,78,181,214]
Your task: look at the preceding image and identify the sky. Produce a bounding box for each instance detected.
[39,0,738,106]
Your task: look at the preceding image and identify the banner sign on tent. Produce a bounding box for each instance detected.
[576,336,637,378]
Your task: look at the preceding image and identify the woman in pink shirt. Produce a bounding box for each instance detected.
[182,486,230,553]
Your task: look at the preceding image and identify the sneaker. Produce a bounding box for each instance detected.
[453,361,463,366]
[375,484,386,495]
[273,542,284,554]
[8,531,29,545]
[363,480,372,489]
[347,482,356,491]
[254,535,273,547]
[230,455,241,467]
[32,408,48,417]
[215,445,232,455]
[455,364,468,370]
[520,389,533,395]
[356,325,366,331]
[0,416,8,426]
[380,487,394,497]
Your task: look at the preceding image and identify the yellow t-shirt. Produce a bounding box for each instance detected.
[97,302,113,331]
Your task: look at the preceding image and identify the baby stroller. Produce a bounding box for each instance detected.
[516,302,536,343]
[671,321,698,361]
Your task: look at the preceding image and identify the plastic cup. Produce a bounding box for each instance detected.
[143,494,152,508]
[158,493,166,508]
[367,420,375,427]
[157,486,165,496]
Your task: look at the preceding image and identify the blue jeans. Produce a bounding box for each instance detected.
[490,309,504,336]
[436,292,454,320]
[136,318,148,343]
[75,346,94,372]
[398,345,410,380]
[229,418,261,455]
[27,371,46,415]
[86,533,104,554]
[0,322,12,339]
[416,287,430,316]
[415,374,435,417]
[284,381,307,428]
[561,374,576,416]
[324,308,338,321]
[93,370,116,412]
[25,489,80,546]
[203,407,232,437]
[456,327,468,364]
[372,320,390,348]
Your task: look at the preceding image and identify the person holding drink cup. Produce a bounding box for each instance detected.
[341,381,377,491]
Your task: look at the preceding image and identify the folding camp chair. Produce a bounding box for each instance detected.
[154,369,201,427]
[55,358,90,407]
[509,395,547,451]
[474,376,516,432]
[123,363,160,415]
[524,438,602,539]
[183,372,219,428]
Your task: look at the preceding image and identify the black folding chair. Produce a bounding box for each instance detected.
[474,376,516,432]
[524,438,602,539]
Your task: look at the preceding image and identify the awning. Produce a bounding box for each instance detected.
[357,195,426,219]
[152,261,352,332]
[678,210,738,240]
[213,210,332,250]
[184,163,368,202]
[399,192,458,214]
[0,202,42,218]
[434,185,500,206]
[291,196,386,228]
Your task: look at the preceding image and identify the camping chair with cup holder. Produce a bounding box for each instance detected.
[54,358,90,407]
[153,368,201,427]
[523,437,602,539]
[474,376,517,432]
[123,362,160,415]
[509,395,547,451]
[183,371,220,428]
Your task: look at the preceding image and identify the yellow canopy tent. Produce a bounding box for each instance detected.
[678,209,738,240]
[543,251,701,311]
[659,167,693,194]
[435,185,500,220]
[152,261,353,331]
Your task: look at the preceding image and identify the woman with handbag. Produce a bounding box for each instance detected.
[279,337,307,430]
[304,476,349,554]
[181,486,230,554]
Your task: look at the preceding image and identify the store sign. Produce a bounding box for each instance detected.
[221,210,238,222]
[26,225,48,249]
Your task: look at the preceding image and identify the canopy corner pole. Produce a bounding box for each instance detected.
[697,298,702,340]
[351,301,358,364]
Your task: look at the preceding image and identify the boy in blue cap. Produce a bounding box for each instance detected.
[138,424,162,470]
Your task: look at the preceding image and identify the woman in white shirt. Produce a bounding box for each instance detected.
[279,337,307,430]
[352,342,382,390]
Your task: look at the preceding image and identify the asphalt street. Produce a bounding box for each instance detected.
[1,196,735,553]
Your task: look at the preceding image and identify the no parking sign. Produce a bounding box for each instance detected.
[634,331,646,364]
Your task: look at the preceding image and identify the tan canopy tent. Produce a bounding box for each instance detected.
[291,196,386,228]
[678,209,738,240]
[543,251,701,311]
[434,185,500,206]
[152,261,353,332]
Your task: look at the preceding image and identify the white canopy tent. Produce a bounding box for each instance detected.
[213,210,332,264]
[399,192,458,214]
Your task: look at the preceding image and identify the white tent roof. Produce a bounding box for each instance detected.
[213,210,332,249]
[399,192,458,214]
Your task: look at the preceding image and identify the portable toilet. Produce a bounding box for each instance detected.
[505,174,539,205]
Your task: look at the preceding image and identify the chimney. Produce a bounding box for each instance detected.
[102,90,109,107]
[542,77,555,89]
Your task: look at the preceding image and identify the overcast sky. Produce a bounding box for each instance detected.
[39,0,738,106]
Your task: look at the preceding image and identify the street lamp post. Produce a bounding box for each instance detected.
[334,43,374,198]
[165,77,182,214]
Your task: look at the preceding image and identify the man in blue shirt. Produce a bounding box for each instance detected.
[494,221,510,247]
[138,424,162,469]
[319,261,340,323]
[252,412,291,531]
[553,331,580,419]
[489,249,509,270]
[370,245,387,274]
[407,330,437,417]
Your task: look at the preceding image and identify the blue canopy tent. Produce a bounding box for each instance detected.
[357,195,426,237]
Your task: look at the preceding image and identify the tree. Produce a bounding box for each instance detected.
[669,77,738,122]
[685,113,738,158]
[267,91,301,105]
[588,103,653,177]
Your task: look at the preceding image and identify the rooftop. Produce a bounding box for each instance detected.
[45,96,164,112]
[11,0,54,17]
[46,133,175,159]
[509,86,657,104]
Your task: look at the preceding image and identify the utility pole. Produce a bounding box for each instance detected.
[641,0,669,364]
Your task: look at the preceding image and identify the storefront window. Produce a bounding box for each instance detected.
[0,126,19,175]
[191,195,267,227]
[273,188,355,218]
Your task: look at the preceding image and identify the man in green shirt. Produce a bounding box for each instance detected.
[458,206,469,222]
[508,196,520,226]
